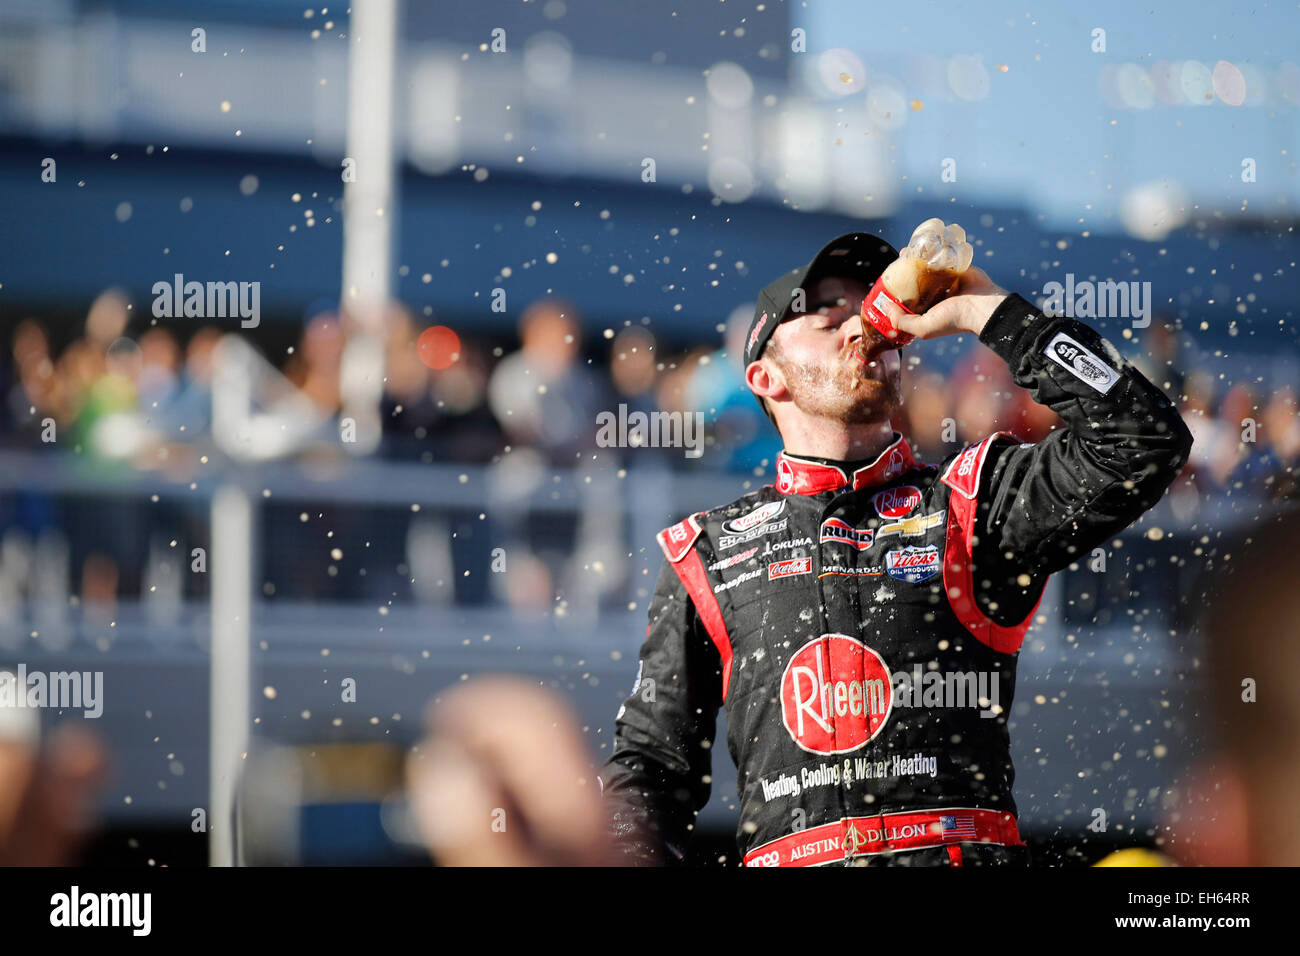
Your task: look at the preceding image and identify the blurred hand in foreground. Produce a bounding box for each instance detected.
[406,677,617,866]
[0,725,109,866]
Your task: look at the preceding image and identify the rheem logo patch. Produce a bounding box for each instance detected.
[781,634,893,755]
[873,485,921,519]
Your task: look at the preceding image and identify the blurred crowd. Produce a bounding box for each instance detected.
[0,288,1295,619]
[4,288,1297,486]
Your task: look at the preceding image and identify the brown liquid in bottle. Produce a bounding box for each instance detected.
[905,267,962,314]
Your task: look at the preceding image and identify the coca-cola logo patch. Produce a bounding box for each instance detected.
[781,634,893,755]
[768,556,812,581]
[873,485,921,519]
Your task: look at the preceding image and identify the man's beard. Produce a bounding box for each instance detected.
[777,345,902,424]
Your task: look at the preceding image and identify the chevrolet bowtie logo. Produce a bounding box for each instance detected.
[875,510,945,539]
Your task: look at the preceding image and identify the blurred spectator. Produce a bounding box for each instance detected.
[382,305,439,452]
[656,349,711,426]
[902,345,1058,462]
[487,299,606,465]
[161,325,221,438]
[136,328,182,415]
[3,322,69,620]
[1228,386,1300,500]
[1180,370,1222,492]
[85,289,130,350]
[42,289,134,454]
[897,370,951,462]
[604,325,674,466]
[485,301,608,614]
[609,326,658,415]
[378,308,503,606]
[79,336,143,460]
[285,310,345,416]
[6,320,62,441]
[948,347,1014,445]
[381,306,503,463]
[428,340,502,462]
[42,295,148,611]
[687,304,781,472]
[1205,383,1258,490]
[1132,317,1188,401]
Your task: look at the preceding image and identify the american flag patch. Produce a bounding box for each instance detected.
[941,815,976,840]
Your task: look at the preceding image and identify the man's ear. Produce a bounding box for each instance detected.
[745,357,786,403]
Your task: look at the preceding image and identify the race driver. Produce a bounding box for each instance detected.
[598,231,1193,867]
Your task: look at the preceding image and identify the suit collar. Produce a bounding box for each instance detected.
[775,433,915,496]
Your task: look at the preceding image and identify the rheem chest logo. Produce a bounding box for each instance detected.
[781,634,893,755]
[873,485,921,519]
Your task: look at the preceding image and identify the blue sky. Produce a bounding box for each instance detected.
[807,0,1299,228]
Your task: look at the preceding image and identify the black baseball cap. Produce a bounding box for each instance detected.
[744,232,899,368]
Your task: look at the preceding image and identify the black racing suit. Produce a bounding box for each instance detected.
[598,293,1193,866]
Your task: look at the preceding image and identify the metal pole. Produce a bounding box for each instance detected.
[339,0,400,456]
[209,484,252,866]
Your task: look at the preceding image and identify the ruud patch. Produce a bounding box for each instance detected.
[820,518,875,551]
